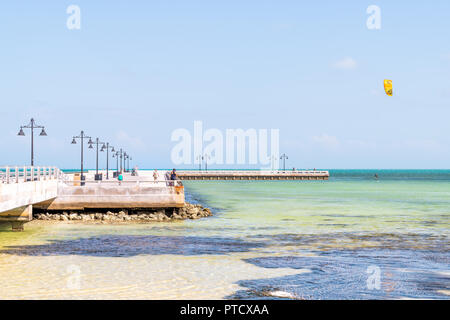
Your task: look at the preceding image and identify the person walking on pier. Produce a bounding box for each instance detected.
[153,169,158,184]
[170,169,177,180]
[165,171,171,186]
[169,169,178,186]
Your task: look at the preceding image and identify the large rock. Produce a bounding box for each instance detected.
[32,203,212,224]
[187,208,199,215]
[172,213,182,220]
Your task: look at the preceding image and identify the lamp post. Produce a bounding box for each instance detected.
[101,143,115,179]
[71,131,93,181]
[18,118,47,166]
[112,150,120,175]
[196,155,202,171]
[115,149,128,173]
[280,153,289,172]
[203,154,210,172]
[125,154,131,172]
[123,152,128,172]
[92,138,106,176]
[119,149,124,173]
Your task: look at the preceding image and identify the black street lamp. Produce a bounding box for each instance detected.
[125,154,132,172]
[71,131,93,182]
[203,154,210,172]
[112,150,120,175]
[196,155,202,171]
[120,150,124,173]
[280,153,289,172]
[116,148,125,173]
[101,143,115,180]
[124,154,129,172]
[92,138,106,177]
[18,118,47,166]
[123,152,128,172]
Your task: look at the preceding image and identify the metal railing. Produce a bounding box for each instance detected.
[0,166,63,184]
[60,178,183,187]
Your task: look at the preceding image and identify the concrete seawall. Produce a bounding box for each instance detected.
[34,181,185,210]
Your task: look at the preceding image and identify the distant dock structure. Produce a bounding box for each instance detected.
[177,170,329,181]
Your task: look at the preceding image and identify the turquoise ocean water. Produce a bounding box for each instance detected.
[181,170,450,299]
[0,170,449,299]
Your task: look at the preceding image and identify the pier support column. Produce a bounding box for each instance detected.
[11,221,25,232]
[0,205,32,232]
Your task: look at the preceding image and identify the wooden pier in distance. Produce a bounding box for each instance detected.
[177,170,329,181]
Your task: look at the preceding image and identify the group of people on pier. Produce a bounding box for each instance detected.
[116,168,179,185]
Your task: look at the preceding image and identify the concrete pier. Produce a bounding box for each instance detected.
[34,170,185,211]
[0,167,60,230]
[0,167,185,230]
[177,170,329,181]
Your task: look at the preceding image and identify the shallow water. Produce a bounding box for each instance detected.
[0,171,449,299]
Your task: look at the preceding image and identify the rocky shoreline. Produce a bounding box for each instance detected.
[33,202,212,223]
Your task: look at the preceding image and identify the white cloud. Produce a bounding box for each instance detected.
[332,57,357,70]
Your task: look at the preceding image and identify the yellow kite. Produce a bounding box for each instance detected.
[384,79,393,96]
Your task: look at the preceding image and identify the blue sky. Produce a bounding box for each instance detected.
[0,1,449,169]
